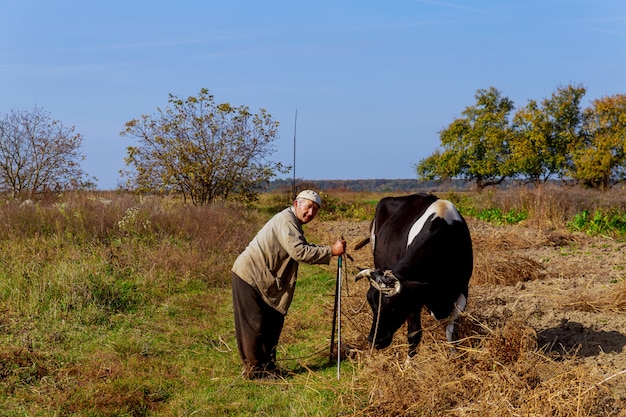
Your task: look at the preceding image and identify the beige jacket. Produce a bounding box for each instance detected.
[232,206,332,314]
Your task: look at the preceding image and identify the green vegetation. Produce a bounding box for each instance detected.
[568,208,626,237]
[440,191,529,225]
[0,191,363,416]
[4,83,624,201]
[317,192,377,221]
[464,207,529,225]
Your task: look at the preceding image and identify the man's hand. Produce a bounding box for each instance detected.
[331,239,347,256]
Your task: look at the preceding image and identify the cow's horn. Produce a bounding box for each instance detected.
[382,270,402,297]
[391,279,402,297]
[354,269,374,282]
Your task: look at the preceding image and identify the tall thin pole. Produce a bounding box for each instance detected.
[330,253,343,379]
[336,254,342,380]
[292,109,297,200]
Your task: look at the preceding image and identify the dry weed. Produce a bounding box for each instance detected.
[472,251,548,286]
[564,279,626,313]
[353,316,623,417]
[469,218,549,287]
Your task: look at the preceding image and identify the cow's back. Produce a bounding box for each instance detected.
[372,193,439,270]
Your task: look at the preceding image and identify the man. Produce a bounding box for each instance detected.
[231,190,346,379]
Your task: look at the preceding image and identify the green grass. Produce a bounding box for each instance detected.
[0,259,357,415]
[0,194,363,415]
[185,263,359,416]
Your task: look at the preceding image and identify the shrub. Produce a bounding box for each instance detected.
[568,208,626,237]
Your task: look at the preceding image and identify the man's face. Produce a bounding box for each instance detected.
[294,198,320,224]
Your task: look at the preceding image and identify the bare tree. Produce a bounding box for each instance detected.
[0,107,95,196]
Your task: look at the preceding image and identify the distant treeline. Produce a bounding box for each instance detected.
[267,178,474,193]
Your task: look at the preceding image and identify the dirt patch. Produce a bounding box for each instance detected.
[467,219,626,373]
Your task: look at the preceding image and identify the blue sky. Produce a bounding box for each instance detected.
[1,0,625,190]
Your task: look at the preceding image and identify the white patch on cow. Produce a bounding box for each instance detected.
[406,200,461,248]
[370,219,377,252]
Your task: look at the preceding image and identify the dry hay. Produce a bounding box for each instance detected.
[467,218,581,252]
[563,279,626,314]
[468,219,568,287]
[468,221,537,252]
[353,316,625,417]
[472,251,548,286]
[332,277,626,416]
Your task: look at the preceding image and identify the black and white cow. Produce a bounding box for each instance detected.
[354,193,473,357]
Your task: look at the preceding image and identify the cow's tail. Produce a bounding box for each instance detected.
[353,237,370,250]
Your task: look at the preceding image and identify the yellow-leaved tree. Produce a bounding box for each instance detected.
[572,94,626,189]
[510,84,586,184]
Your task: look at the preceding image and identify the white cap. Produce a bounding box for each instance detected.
[296,190,322,207]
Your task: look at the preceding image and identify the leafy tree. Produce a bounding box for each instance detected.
[509,100,548,182]
[0,107,94,196]
[511,84,586,183]
[571,94,626,189]
[120,89,288,205]
[416,87,516,190]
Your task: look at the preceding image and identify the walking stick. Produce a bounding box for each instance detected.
[329,252,342,379]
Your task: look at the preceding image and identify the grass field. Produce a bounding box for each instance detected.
[1,186,625,416]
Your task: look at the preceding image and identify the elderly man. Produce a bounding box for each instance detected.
[231,190,346,379]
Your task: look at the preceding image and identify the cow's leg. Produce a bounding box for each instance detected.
[445,293,466,344]
[430,293,467,357]
[406,307,423,357]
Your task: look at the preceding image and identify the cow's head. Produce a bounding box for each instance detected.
[355,269,427,349]
[354,268,401,296]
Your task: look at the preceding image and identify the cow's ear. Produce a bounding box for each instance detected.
[403,281,428,290]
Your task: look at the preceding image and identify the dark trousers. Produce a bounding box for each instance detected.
[231,272,285,377]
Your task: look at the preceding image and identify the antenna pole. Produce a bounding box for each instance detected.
[292,109,297,200]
